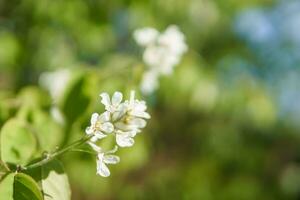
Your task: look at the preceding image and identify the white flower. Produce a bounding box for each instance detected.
[96,146,120,177]
[134,25,187,94]
[143,45,180,75]
[85,112,114,142]
[115,130,137,147]
[140,70,159,95]
[127,91,151,119]
[133,27,159,46]
[39,69,71,101]
[100,91,123,112]
[85,90,150,177]
[158,25,188,55]
[114,118,146,134]
[100,91,127,121]
[50,106,65,125]
[98,91,150,147]
[114,91,150,134]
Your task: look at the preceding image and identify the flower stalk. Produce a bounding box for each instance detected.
[23,135,92,171]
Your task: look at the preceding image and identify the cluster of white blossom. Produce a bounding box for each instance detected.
[85,90,150,177]
[134,25,188,94]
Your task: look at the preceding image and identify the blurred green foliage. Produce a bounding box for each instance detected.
[1,0,300,199]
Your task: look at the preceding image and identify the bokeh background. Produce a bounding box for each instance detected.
[1,0,300,199]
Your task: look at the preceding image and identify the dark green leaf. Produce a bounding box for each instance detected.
[13,173,43,200]
[60,75,91,124]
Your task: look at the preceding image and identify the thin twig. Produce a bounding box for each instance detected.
[23,135,92,170]
[69,149,97,155]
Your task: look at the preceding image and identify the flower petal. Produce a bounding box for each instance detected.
[100,93,111,107]
[135,101,147,111]
[117,130,137,137]
[114,121,130,131]
[130,110,151,119]
[128,130,137,137]
[96,159,110,177]
[98,111,110,122]
[94,131,107,139]
[103,155,120,164]
[116,134,135,147]
[85,126,93,135]
[88,142,101,152]
[112,91,123,106]
[90,113,99,125]
[111,104,127,121]
[90,136,98,143]
[129,118,146,128]
[101,122,114,133]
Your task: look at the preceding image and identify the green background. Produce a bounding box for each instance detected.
[1,0,300,199]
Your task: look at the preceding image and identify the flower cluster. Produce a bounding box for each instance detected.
[85,91,150,177]
[134,25,188,94]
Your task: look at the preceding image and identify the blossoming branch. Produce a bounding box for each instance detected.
[85,90,150,177]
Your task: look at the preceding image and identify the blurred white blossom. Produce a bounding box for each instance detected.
[134,27,159,47]
[39,69,71,101]
[134,25,188,94]
[140,70,159,94]
[85,90,150,177]
[50,106,65,125]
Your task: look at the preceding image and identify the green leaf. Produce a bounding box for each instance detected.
[13,173,43,200]
[18,86,51,108]
[60,75,91,124]
[41,160,71,200]
[0,173,43,200]
[31,109,64,152]
[0,173,14,200]
[28,159,71,200]
[0,119,37,165]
